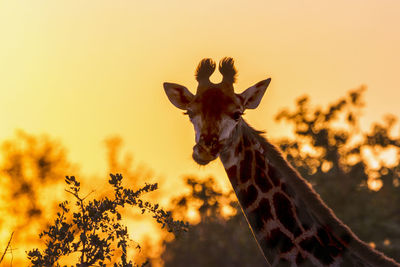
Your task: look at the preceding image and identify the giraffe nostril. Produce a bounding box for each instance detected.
[210,137,219,151]
[199,135,219,151]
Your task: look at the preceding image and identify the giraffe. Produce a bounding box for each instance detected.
[163,57,400,267]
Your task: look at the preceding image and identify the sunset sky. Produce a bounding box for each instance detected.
[1,0,400,192]
[1,1,400,265]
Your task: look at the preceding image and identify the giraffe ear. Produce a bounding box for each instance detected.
[240,78,271,109]
[163,82,194,110]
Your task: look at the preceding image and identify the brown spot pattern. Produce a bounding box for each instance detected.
[261,228,294,253]
[235,140,243,156]
[248,198,273,231]
[299,236,335,265]
[273,193,302,237]
[226,166,238,187]
[255,166,273,192]
[267,164,281,186]
[255,151,266,169]
[239,185,258,208]
[240,150,253,183]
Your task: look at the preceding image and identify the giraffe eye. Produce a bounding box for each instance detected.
[232,111,243,121]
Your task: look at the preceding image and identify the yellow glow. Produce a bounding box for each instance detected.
[221,205,236,218]
[1,0,400,264]
[301,144,318,156]
[186,208,200,223]
[321,161,333,173]
[368,179,383,192]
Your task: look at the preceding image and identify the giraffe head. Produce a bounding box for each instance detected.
[164,57,271,165]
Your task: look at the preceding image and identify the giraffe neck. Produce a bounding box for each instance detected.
[219,120,400,267]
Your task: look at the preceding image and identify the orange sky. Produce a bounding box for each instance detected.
[1,0,400,193]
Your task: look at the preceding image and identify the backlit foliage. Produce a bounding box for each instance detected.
[0,131,73,264]
[1,130,70,219]
[162,177,266,267]
[27,174,188,266]
[275,87,400,261]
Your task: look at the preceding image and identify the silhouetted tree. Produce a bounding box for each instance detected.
[1,130,71,219]
[276,87,400,260]
[0,130,74,265]
[162,177,266,267]
[27,174,188,266]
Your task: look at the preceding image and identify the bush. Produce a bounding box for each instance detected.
[27,174,188,266]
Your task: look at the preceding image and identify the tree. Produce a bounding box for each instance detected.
[275,87,400,261]
[27,174,188,266]
[0,130,74,265]
[0,130,71,219]
[162,177,266,267]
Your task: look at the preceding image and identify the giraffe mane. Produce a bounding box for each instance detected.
[195,58,216,84]
[219,57,237,84]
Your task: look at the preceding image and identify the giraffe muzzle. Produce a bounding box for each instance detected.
[192,137,220,165]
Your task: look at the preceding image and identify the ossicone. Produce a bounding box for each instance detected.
[195,58,216,83]
[219,57,237,84]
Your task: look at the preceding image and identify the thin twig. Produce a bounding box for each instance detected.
[0,231,14,263]
[64,189,95,201]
